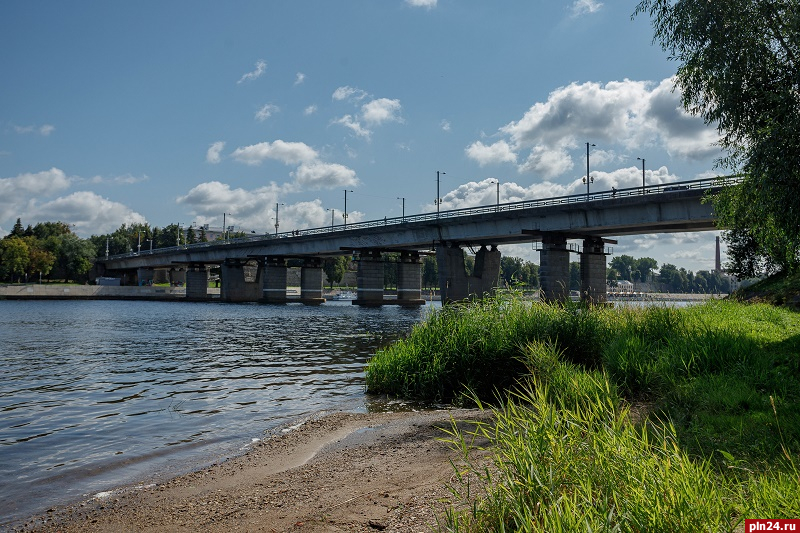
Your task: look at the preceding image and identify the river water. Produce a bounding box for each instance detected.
[0,299,436,527]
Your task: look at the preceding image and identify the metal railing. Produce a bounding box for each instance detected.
[105,176,741,261]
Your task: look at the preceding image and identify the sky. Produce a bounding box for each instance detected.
[0,1,729,273]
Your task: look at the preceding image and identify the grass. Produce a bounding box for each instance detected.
[365,294,800,530]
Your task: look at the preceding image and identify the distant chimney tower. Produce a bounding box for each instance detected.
[715,236,722,273]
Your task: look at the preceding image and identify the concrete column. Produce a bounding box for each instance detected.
[168,267,186,286]
[581,237,608,304]
[185,265,210,300]
[300,257,325,305]
[397,251,424,305]
[136,268,155,286]
[469,245,501,298]
[221,259,262,302]
[263,256,288,303]
[539,234,571,302]
[355,249,384,306]
[436,243,470,303]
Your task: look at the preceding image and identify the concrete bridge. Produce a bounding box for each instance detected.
[99,177,738,305]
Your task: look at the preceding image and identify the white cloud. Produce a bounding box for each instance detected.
[331,91,404,139]
[405,0,437,8]
[304,105,318,116]
[294,72,306,86]
[467,78,721,178]
[332,86,368,102]
[237,60,267,84]
[571,0,603,17]
[87,173,150,185]
[206,141,225,164]
[255,103,280,121]
[465,140,517,167]
[361,98,403,125]
[230,140,319,166]
[177,182,351,233]
[28,191,146,235]
[332,115,371,139]
[440,119,451,132]
[13,124,55,136]
[290,162,359,190]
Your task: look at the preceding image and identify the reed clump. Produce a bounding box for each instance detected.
[365,294,800,530]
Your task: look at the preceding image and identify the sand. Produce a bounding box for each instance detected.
[18,408,492,533]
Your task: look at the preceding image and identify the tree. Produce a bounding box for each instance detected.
[634,257,658,283]
[57,234,95,282]
[186,226,197,244]
[323,256,348,288]
[0,237,30,282]
[569,262,581,291]
[422,256,438,289]
[610,255,637,281]
[10,218,25,238]
[635,0,800,274]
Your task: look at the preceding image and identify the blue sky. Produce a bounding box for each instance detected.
[1,1,728,272]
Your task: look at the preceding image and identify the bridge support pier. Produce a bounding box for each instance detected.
[539,234,570,302]
[263,257,288,303]
[220,259,262,302]
[185,265,210,300]
[168,267,186,287]
[355,249,385,306]
[136,268,155,286]
[300,257,325,305]
[396,251,425,305]
[580,237,608,304]
[436,243,501,303]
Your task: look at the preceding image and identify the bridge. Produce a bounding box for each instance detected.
[99,176,738,305]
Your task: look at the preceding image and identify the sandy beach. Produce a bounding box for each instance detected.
[17,408,491,533]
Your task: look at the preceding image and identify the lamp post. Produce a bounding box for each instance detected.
[137,231,141,254]
[343,189,353,227]
[436,170,445,216]
[637,157,646,194]
[491,179,500,211]
[397,197,405,221]
[274,202,284,236]
[327,208,335,229]
[584,142,596,200]
[105,236,109,259]
[222,213,229,241]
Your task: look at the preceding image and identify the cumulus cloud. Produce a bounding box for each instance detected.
[237,60,266,84]
[230,140,319,166]
[466,78,720,178]
[255,103,280,121]
[177,182,352,233]
[0,168,149,236]
[405,0,437,8]
[571,0,603,17]
[465,140,517,167]
[290,162,358,190]
[29,192,146,235]
[331,87,404,139]
[87,174,150,185]
[206,141,226,164]
[361,98,403,125]
[332,86,368,102]
[294,72,306,86]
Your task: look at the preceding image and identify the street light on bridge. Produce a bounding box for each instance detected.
[343,190,353,227]
[435,170,445,217]
[490,179,500,212]
[637,157,646,194]
[327,208,335,229]
[584,142,596,200]
[397,197,405,221]
[275,202,284,236]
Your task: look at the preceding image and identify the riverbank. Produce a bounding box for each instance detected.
[17,408,489,533]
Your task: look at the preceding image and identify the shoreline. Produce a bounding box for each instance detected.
[14,408,490,533]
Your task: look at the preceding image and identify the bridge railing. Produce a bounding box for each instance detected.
[105,176,741,260]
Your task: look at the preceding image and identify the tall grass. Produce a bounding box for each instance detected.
[365,294,800,529]
[440,341,800,532]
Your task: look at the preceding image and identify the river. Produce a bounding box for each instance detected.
[0,299,437,527]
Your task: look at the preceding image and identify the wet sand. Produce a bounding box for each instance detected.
[17,409,491,533]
